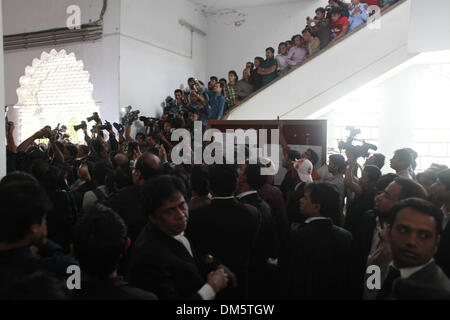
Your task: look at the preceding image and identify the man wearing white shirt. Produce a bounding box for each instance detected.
[377,198,450,299]
[275,42,289,75]
[390,149,414,180]
[127,175,231,300]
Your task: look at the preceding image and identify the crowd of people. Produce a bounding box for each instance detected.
[146,0,400,132]
[1,111,450,300]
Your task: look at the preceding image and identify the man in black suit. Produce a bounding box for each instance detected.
[104,152,162,243]
[127,175,230,300]
[70,204,157,300]
[377,198,450,300]
[237,163,278,299]
[279,182,363,300]
[431,169,450,278]
[186,164,260,299]
[357,177,427,268]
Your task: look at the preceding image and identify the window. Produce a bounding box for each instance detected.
[14,49,99,143]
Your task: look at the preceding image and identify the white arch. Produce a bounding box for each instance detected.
[14,49,99,143]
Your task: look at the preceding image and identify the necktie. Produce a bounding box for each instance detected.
[376,266,401,300]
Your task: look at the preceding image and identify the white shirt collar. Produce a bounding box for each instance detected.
[236,191,258,199]
[391,259,434,279]
[304,217,329,224]
[211,196,235,200]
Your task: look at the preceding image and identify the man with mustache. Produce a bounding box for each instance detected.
[377,198,450,300]
[127,175,231,300]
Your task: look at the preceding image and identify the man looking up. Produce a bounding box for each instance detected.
[286,35,307,67]
[390,149,414,179]
[258,47,278,87]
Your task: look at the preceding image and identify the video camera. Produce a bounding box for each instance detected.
[74,121,87,132]
[121,106,141,126]
[140,116,160,127]
[338,126,378,159]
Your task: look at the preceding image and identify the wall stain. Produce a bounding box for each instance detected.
[191,3,248,27]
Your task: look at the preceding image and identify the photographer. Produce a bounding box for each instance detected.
[175,89,189,109]
[6,121,17,173]
[307,7,331,49]
[329,0,350,17]
[190,90,209,126]
[344,152,381,231]
[158,121,175,151]
[348,0,369,32]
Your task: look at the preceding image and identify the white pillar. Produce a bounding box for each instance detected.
[0,0,6,179]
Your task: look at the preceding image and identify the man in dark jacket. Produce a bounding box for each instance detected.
[127,175,230,300]
[237,163,279,299]
[70,204,157,300]
[378,198,450,300]
[187,164,260,299]
[279,182,363,299]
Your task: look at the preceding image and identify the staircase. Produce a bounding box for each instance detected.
[225,0,415,121]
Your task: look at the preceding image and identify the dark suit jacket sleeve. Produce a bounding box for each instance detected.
[130,258,202,300]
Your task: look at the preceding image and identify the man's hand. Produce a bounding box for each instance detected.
[8,121,15,134]
[131,146,142,161]
[217,265,238,288]
[49,131,57,143]
[159,144,167,163]
[207,268,229,293]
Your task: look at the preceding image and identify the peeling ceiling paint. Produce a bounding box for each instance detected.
[188,0,307,13]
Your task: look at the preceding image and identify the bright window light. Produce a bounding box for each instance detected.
[14,49,99,143]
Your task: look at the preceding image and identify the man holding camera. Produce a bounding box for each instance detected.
[307,7,330,49]
[348,0,369,32]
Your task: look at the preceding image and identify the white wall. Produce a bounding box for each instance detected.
[0,1,6,178]
[3,0,121,137]
[408,0,450,53]
[120,0,208,119]
[320,56,450,173]
[227,0,416,121]
[205,0,328,79]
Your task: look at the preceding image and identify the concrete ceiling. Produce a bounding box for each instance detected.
[188,0,308,12]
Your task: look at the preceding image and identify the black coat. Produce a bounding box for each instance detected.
[286,183,307,225]
[279,219,363,300]
[239,192,279,299]
[392,261,450,300]
[104,185,146,242]
[435,221,450,278]
[186,198,260,299]
[344,189,376,235]
[127,224,206,300]
[259,184,289,252]
[71,277,158,300]
[239,192,279,262]
[350,209,378,267]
